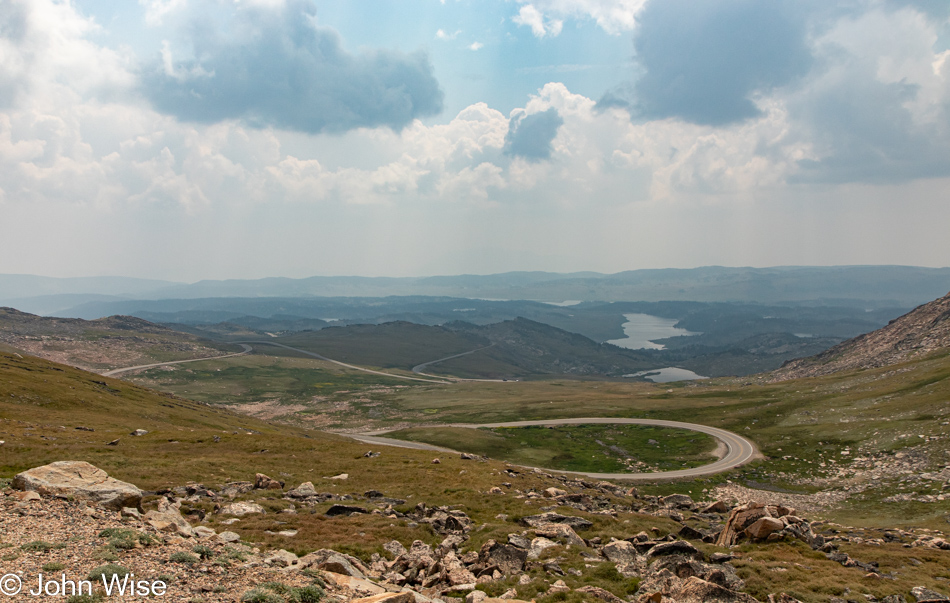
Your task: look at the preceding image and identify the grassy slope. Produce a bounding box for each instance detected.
[386,424,718,473]
[1,350,949,602]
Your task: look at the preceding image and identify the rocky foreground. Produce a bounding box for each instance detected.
[2,461,950,603]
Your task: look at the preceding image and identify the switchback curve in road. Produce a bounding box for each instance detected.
[349,417,756,481]
[101,344,253,376]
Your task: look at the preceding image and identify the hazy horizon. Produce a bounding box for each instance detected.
[2,1,949,281]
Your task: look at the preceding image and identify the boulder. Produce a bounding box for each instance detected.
[287,481,318,498]
[130,429,148,436]
[384,540,409,557]
[910,587,950,602]
[300,549,370,579]
[479,540,528,573]
[316,553,365,578]
[701,500,731,514]
[527,537,559,560]
[12,461,142,511]
[220,501,265,516]
[662,494,695,509]
[520,512,593,530]
[745,517,785,540]
[533,523,585,547]
[544,487,567,498]
[254,473,282,490]
[220,481,254,498]
[326,504,368,517]
[576,586,626,603]
[716,502,771,546]
[265,549,299,567]
[672,576,760,603]
[602,540,640,565]
[144,497,196,537]
[217,531,240,543]
[646,540,702,560]
[351,593,415,603]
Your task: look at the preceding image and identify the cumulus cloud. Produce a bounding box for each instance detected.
[514,0,647,35]
[140,0,444,134]
[513,5,563,38]
[787,5,950,183]
[606,0,812,126]
[0,0,132,110]
[503,107,564,161]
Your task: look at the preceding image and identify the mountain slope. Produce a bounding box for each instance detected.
[0,307,237,372]
[770,290,950,381]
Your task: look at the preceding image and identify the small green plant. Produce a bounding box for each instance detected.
[192,544,214,559]
[97,528,157,549]
[66,595,104,603]
[169,551,200,565]
[300,569,325,586]
[240,589,284,603]
[261,582,292,594]
[87,564,129,582]
[213,585,227,593]
[42,562,66,572]
[20,540,66,552]
[222,547,248,561]
[289,585,324,603]
[93,548,118,562]
[156,574,175,585]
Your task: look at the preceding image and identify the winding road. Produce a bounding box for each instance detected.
[101,344,253,376]
[103,341,756,480]
[350,418,756,481]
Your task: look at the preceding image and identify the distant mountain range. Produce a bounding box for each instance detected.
[3,265,950,316]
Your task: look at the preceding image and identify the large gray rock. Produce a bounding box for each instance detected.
[602,540,640,565]
[479,540,528,574]
[144,497,196,537]
[287,481,318,498]
[520,512,593,530]
[220,501,265,516]
[12,461,142,510]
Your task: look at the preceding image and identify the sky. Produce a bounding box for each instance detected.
[1,0,949,281]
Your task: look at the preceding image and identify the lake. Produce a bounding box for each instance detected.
[624,367,707,383]
[607,313,701,350]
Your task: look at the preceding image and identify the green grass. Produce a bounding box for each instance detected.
[2,347,950,601]
[387,424,717,473]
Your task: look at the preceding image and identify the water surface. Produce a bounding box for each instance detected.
[607,313,700,350]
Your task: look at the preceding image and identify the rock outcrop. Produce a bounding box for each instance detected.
[12,460,143,510]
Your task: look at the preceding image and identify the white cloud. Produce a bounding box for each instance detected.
[435,28,460,40]
[468,41,483,51]
[513,5,562,38]
[514,0,647,35]
[140,0,188,26]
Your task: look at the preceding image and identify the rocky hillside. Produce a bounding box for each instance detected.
[0,307,237,372]
[4,461,950,603]
[770,291,950,381]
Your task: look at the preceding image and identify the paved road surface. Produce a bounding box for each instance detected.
[350,417,756,481]
[101,344,253,376]
[237,341,453,384]
[103,340,756,480]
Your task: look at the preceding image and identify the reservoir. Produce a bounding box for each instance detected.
[624,367,707,383]
[607,313,701,350]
